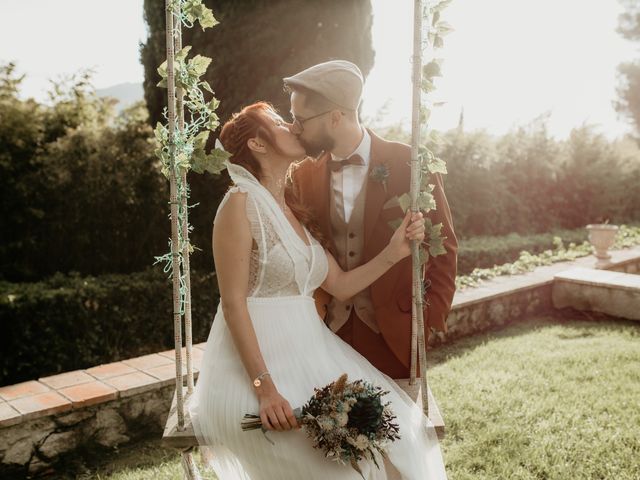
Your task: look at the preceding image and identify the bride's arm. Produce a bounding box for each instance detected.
[320,210,425,301]
[213,191,298,431]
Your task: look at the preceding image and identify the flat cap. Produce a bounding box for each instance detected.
[283,60,364,111]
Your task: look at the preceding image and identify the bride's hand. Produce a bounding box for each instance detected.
[386,210,426,263]
[257,384,299,431]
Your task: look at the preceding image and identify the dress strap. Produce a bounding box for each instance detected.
[214,186,269,296]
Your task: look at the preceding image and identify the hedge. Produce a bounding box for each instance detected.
[0,268,218,386]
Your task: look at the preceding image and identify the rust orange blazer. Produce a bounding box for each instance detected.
[291,130,458,374]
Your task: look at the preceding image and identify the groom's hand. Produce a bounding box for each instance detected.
[388,210,426,261]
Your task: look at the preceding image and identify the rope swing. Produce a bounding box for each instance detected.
[159,1,454,478]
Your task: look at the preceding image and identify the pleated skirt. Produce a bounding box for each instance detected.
[188,295,448,480]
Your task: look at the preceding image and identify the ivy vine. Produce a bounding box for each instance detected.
[386,0,454,267]
[152,0,230,312]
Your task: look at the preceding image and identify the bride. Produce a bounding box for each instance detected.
[188,101,448,479]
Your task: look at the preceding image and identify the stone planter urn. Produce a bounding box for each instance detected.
[586,223,618,268]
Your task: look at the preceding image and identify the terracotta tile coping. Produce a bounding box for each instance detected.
[0,401,23,427]
[0,380,50,402]
[0,342,206,427]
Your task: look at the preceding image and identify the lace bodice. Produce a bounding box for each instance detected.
[215,163,329,298]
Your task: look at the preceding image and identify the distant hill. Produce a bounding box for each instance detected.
[96,82,144,113]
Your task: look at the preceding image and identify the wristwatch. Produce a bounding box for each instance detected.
[253,371,271,387]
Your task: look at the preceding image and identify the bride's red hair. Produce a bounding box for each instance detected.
[218,102,325,246]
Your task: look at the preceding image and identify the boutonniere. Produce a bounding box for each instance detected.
[369,163,390,193]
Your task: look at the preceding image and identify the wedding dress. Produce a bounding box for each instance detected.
[188,162,448,480]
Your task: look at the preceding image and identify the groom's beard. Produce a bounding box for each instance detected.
[299,133,335,158]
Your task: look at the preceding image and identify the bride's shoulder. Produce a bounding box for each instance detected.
[214,186,250,227]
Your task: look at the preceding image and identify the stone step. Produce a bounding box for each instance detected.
[552,267,640,320]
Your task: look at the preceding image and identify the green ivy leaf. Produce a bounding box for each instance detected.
[175,76,191,92]
[183,0,218,30]
[427,219,443,236]
[154,122,168,143]
[193,130,210,150]
[207,112,220,131]
[419,175,435,193]
[432,0,454,14]
[397,192,412,212]
[198,8,218,29]
[427,157,447,175]
[429,236,447,257]
[175,152,190,170]
[175,46,192,63]
[205,150,230,175]
[208,97,220,111]
[421,78,436,94]
[423,60,442,79]
[425,220,447,257]
[432,10,441,26]
[157,60,168,79]
[417,191,437,212]
[188,55,212,78]
[383,195,400,210]
[420,107,431,124]
[436,21,454,36]
[201,81,214,94]
[189,149,205,174]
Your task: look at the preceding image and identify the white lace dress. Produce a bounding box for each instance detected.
[188,162,448,480]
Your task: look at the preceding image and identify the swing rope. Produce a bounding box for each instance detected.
[408,0,431,417]
[164,0,186,431]
[175,3,196,397]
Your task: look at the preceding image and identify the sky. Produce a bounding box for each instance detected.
[1,0,637,139]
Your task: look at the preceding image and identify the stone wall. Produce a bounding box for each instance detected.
[0,386,174,477]
[429,246,640,346]
[439,284,553,345]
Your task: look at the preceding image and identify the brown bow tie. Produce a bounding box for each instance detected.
[329,154,365,172]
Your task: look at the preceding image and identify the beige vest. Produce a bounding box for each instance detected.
[326,180,379,334]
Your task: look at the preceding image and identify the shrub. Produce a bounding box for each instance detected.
[0,268,219,386]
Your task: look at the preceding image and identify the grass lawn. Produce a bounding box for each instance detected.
[68,312,639,479]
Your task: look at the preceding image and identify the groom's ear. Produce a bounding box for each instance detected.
[247,137,266,154]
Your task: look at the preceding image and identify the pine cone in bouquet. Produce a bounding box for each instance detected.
[347,393,385,434]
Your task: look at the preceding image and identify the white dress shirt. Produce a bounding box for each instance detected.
[330,129,371,222]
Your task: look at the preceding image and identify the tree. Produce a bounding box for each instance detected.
[615,0,640,138]
[0,64,169,281]
[139,0,375,273]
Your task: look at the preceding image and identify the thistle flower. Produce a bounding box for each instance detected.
[369,164,390,193]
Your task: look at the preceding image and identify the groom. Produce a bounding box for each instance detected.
[284,60,458,379]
